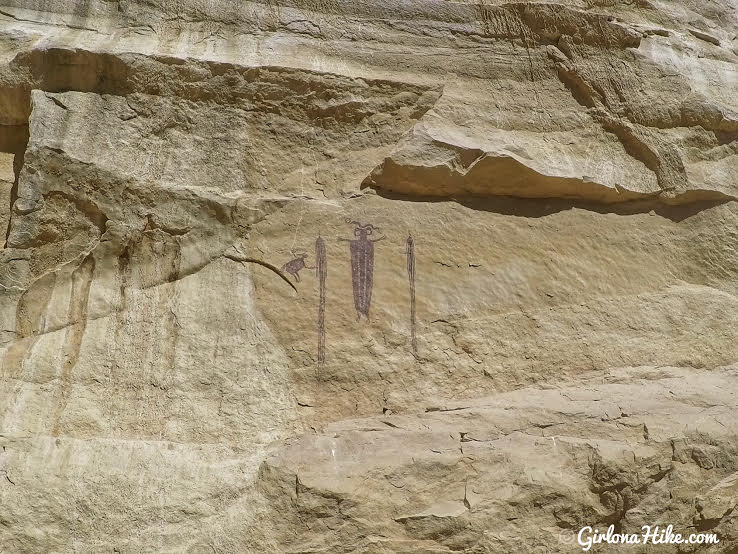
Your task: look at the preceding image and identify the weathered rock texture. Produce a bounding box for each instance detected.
[0,0,736,552]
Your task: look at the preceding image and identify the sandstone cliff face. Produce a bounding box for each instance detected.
[0,1,736,552]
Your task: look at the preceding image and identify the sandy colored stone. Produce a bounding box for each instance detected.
[0,1,736,552]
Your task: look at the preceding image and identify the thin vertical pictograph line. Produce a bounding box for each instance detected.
[406,234,417,357]
[315,235,327,366]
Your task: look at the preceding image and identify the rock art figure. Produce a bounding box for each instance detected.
[406,234,418,357]
[341,220,384,320]
[281,252,314,282]
[315,236,327,366]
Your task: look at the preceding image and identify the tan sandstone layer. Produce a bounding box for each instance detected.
[0,0,736,552]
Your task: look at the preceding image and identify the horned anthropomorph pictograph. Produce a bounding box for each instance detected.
[341,220,384,320]
[315,236,327,365]
[406,234,418,357]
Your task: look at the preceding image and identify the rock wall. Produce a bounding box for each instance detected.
[0,1,736,552]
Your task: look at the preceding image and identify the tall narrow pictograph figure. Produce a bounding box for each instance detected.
[406,234,418,357]
[341,220,385,320]
[315,235,327,365]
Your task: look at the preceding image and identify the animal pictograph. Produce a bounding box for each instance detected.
[281,252,314,282]
[341,220,385,320]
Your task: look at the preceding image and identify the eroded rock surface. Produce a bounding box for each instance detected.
[0,1,736,552]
